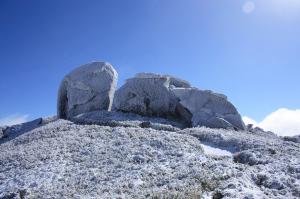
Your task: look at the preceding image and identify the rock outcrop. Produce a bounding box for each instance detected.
[113,73,194,125]
[113,74,180,118]
[57,62,118,119]
[57,62,244,130]
[113,72,245,130]
[171,88,245,130]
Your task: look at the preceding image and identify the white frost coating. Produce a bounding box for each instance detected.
[113,75,180,118]
[114,73,245,130]
[57,62,118,119]
[1,114,299,198]
[200,143,232,157]
[135,72,191,88]
[171,87,245,130]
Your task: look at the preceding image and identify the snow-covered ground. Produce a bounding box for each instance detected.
[200,143,232,157]
[0,111,299,198]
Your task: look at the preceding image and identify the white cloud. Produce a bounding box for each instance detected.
[242,1,255,14]
[0,114,29,126]
[243,108,300,136]
[242,116,258,126]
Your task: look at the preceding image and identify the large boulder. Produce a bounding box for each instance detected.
[171,88,245,130]
[113,72,245,130]
[57,62,118,119]
[113,73,192,124]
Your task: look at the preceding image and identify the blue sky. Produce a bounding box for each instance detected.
[0,0,299,132]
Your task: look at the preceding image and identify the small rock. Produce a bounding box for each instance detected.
[132,155,145,163]
[283,135,300,143]
[139,121,151,128]
[212,191,224,199]
[233,151,260,166]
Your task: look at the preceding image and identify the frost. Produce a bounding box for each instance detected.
[200,143,232,157]
[0,111,299,198]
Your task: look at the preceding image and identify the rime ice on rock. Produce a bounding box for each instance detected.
[57,63,244,129]
[171,88,245,130]
[135,73,191,88]
[113,73,192,125]
[57,62,118,119]
[113,75,178,116]
[113,72,245,130]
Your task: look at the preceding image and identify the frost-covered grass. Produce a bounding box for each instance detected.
[200,143,232,157]
[0,111,300,198]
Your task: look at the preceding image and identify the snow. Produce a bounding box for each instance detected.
[200,143,232,157]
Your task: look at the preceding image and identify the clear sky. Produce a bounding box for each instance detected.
[0,0,299,133]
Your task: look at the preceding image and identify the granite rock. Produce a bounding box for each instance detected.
[57,62,118,119]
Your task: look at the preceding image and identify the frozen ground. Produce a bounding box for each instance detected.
[200,143,232,157]
[0,111,299,198]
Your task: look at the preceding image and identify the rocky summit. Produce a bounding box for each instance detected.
[57,63,245,130]
[0,62,299,199]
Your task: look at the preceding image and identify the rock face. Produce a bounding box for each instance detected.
[135,73,191,88]
[113,73,194,125]
[57,63,244,130]
[171,88,245,130]
[57,62,118,119]
[112,74,181,119]
[113,72,245,130]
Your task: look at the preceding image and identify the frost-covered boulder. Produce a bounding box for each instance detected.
[171,88,245,130]
[114,73,245,130]
[113,76,177,117]
[57,62,118,119]
[113,74,192,124]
